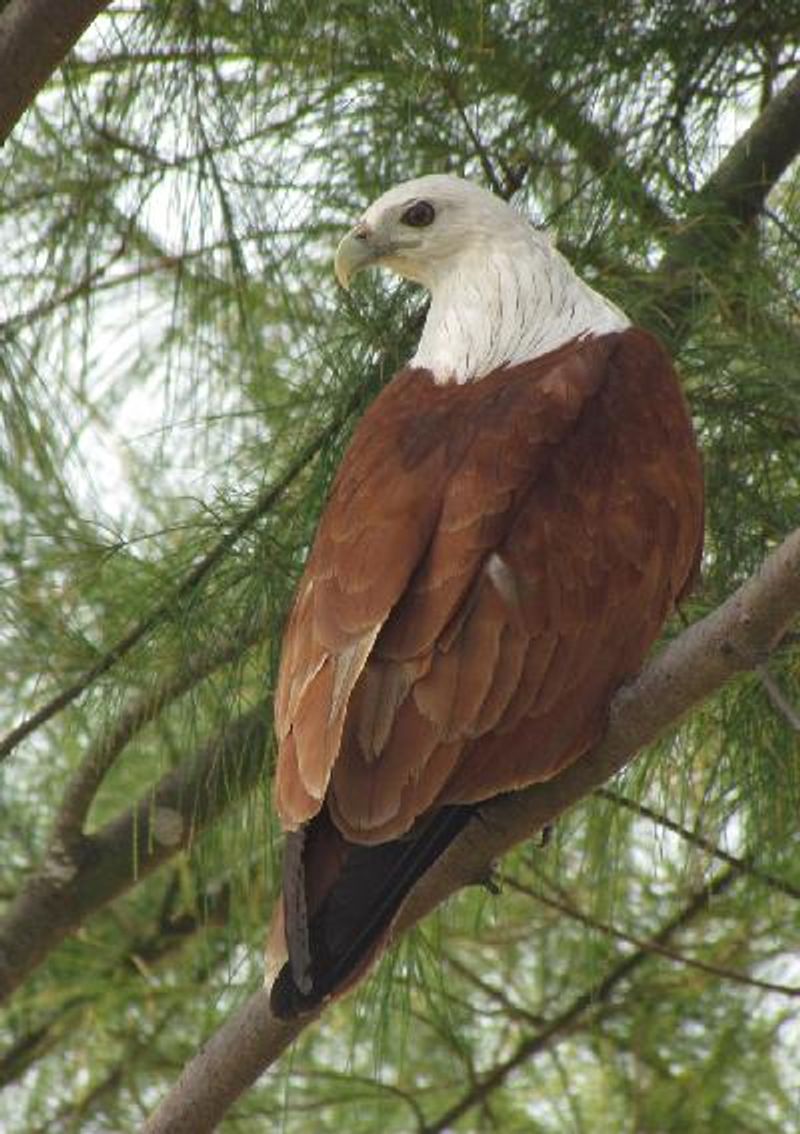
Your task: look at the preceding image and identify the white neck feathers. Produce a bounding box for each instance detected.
[410,231,629,384]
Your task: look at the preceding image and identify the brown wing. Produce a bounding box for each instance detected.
[437,327,703,805]
[275,329,703,842]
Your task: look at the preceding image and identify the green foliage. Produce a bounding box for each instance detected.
[1,1,799,1130]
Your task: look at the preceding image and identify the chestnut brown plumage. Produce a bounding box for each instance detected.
[267,176,703,1018]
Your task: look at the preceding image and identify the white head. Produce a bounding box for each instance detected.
[334,174,628,382]
[334,174,532,290]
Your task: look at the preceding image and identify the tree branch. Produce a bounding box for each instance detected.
[421,866,740,1134]
[50,614,269,849]
[694,66,800,229]
[0,404,352,764]
[143,525,800,1133]
[597,789,800,901]
[0,704,269,1003]
[507,878,800,999]
[0,0,112,145]
[650,66,800,345]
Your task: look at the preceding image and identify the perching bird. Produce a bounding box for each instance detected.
[266,174,703,1018]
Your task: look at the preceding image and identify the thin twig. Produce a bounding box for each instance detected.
[444,953,546,1028]
[506,877,800,999]
[596,789,800,900]
[756,663,800,732]
[421,867,740,1133]
[0,401,355,765]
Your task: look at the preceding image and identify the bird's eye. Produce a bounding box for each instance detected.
[401,200,436,228]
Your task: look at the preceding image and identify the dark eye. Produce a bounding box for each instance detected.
[401,200,436,227]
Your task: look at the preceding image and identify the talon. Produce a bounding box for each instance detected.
[473,862,502,894]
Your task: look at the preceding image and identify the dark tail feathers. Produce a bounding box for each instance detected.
[270,804,474,1019]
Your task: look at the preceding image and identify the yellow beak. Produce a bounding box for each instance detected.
[334,222,381,289]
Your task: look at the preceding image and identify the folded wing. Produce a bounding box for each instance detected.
[270,328,703,1014]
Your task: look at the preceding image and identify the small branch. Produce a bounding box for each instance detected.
[51,615,269,848]
[0,0,112,145]
[143,525,800,1132]
[421,867,739,1134]
[444,954,546,1028]
[597,789,800,901]
[0,243,128,334]
[0,705,269,1003]
[0,403,354,765]
[68,47,251,72]
[507,878,800,999]
[437,71,506,199]
[756,663,800,732]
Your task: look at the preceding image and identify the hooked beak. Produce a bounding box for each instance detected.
[335,221,390,290]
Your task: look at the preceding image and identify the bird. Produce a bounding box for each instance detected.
[266,174,704,1019]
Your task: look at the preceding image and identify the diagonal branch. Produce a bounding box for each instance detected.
[421,866,740,1134]
[0,404,353,765]
[143,524,800,1133]
[0,0,112,145]
[597,789,800,901]
[507,878,800,999]
[650,66,800,345]
[690,66,800,231]
[50,614,269,849]
[0,704,269,1003]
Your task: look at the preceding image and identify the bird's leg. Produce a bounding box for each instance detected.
[478,862,503,895]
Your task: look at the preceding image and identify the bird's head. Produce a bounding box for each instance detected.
[334,174,530,291]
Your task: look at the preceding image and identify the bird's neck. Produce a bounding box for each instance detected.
[410,235,630,384]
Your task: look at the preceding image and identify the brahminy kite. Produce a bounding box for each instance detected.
[267,174,703,1017]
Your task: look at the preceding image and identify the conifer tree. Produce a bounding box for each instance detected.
[1,3,799,1130]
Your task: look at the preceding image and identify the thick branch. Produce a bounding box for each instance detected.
[0,705,269,1003]
[0,0,112,145]
[144,525,800,1133]
[650,66,800,344]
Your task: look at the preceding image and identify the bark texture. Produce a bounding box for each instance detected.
[0,0,112,144]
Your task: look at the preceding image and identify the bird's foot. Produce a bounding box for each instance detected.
[471,861,502,895]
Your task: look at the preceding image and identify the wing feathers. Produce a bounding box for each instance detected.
[274,328,703,843]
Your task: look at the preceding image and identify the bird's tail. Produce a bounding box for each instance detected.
[269,804,475,1019]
